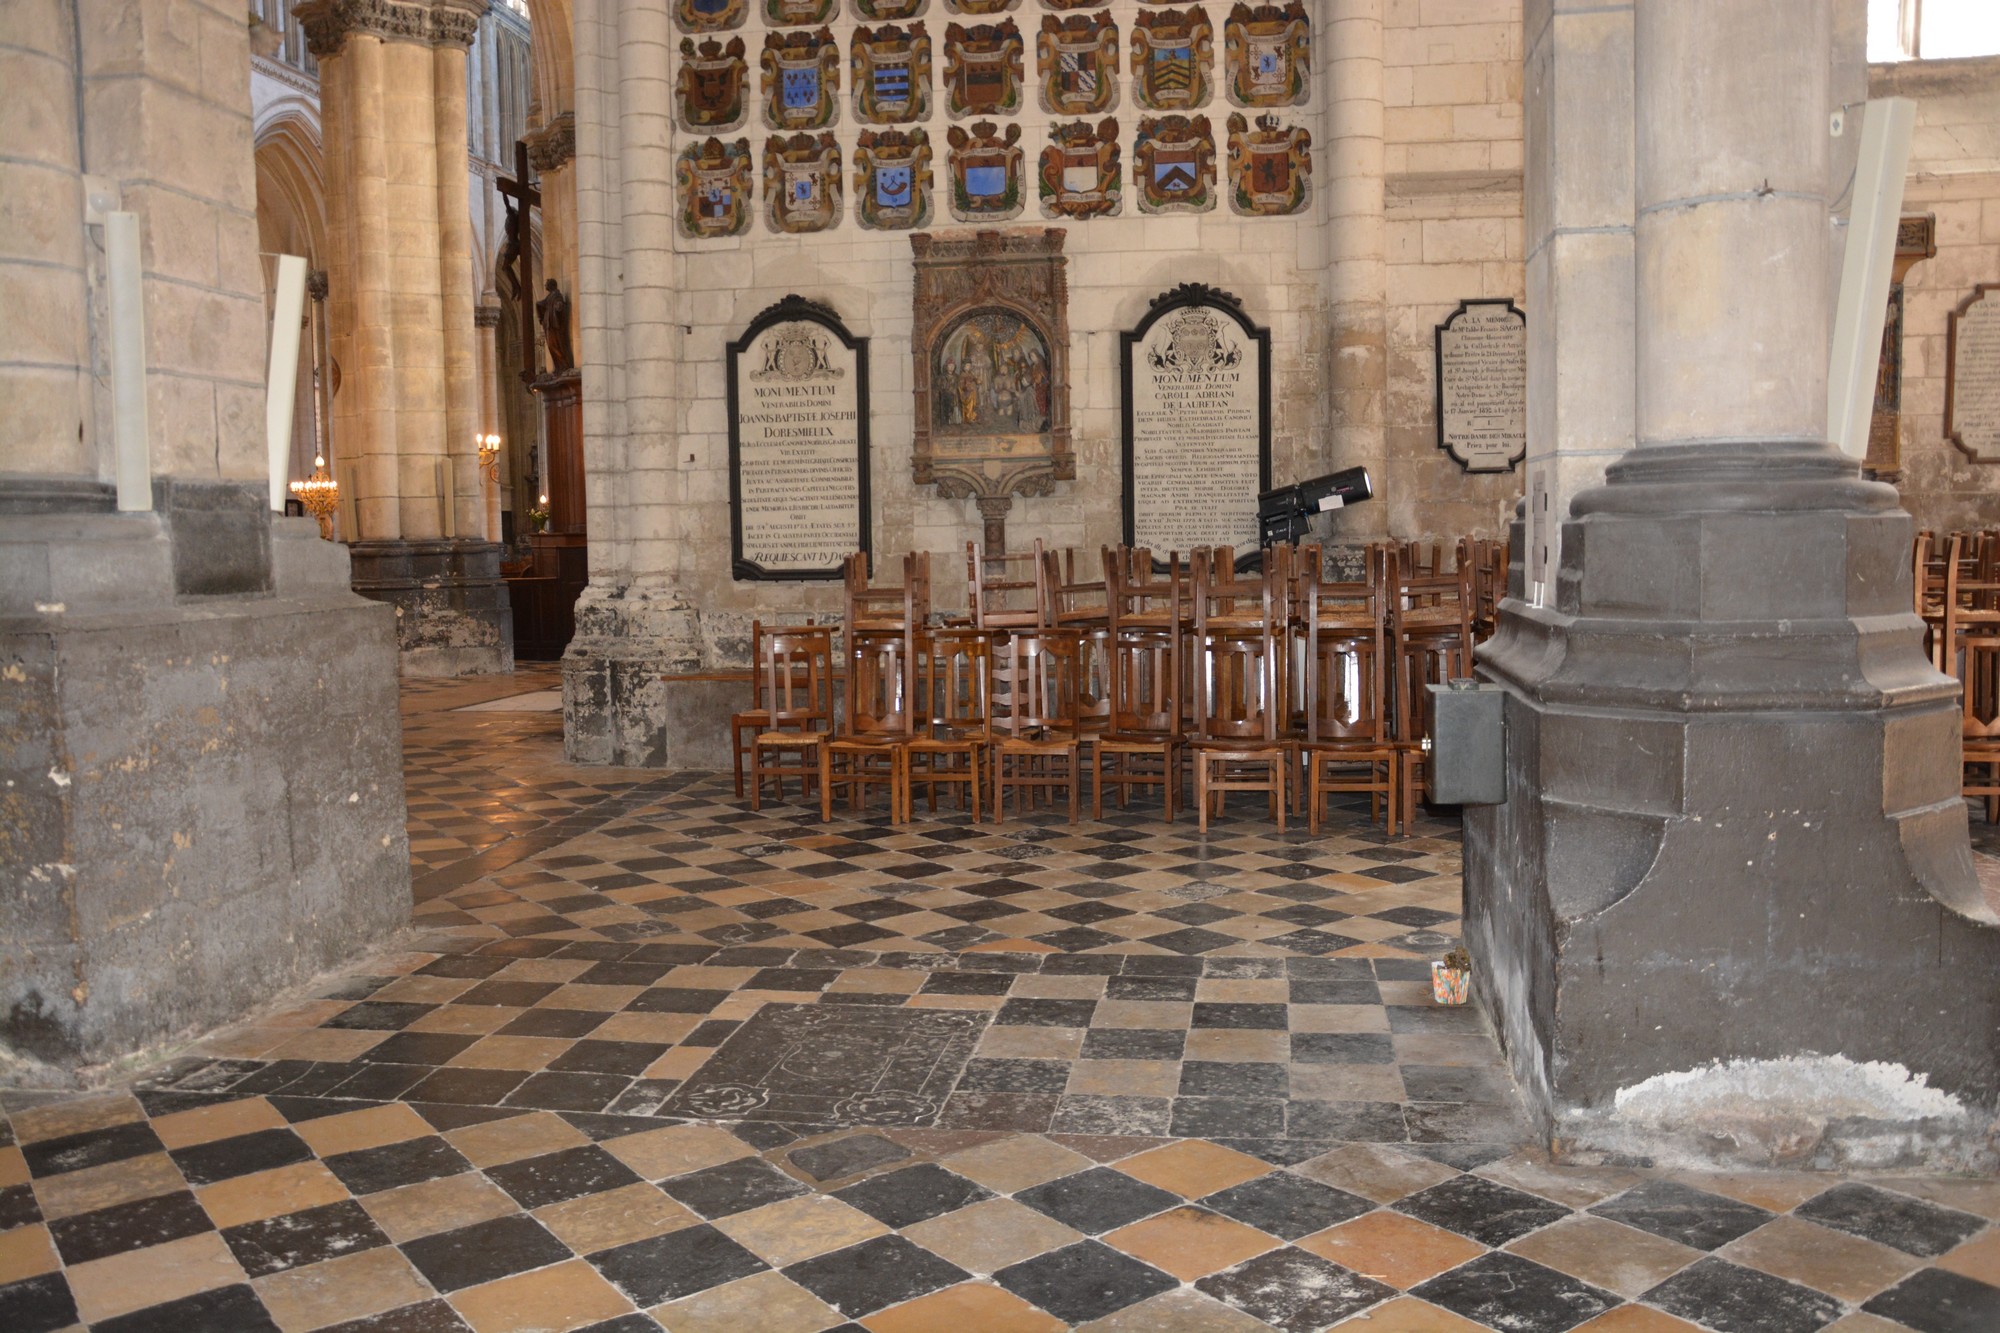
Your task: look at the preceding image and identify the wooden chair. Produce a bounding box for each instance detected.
[1043,548,1112,740]
[1385,544,1475,828]
[906,628,992,822]
[747,627,835,812]
[1961,624,2000,824]
[991,629,1087,823]
[732,619,826,799]
[1093,619,1183,820]
[1189,547,1291,832]
[823,624,914,821]
[846,550,931,635]
[968,540,1047,630]
[1297,570,1398,834]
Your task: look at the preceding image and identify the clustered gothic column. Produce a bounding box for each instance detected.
[1319,0,1388,548]
[299,0,513,675]
[1466,0,1998,1168]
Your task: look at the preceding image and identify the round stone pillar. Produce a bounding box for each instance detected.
[1321,0,1388,542]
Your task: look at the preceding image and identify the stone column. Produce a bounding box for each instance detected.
[476,304,503,541]
[1465,0,1999,1170]
[1320,0,1388,546]
[434,13,485,541]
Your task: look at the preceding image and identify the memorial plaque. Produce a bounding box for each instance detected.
[1434,298,1526,473]
[728,295,871,580]
[1948,284,2000,464]
[1121,283,1270,553]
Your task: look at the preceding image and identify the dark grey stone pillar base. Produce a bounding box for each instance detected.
[1466,443,2000,1172]
[562,586,705,768]
[348,538,514,677]
[2,507,410,1083]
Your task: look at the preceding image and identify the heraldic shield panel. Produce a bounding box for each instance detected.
[1134,114,1214,214]
[852,0,926,18]
[946,0,1017,15]
[1225,113,1309,216]
[1131,6,1212,111]
[1224,1,1310,108]
[765,132,843,232]
[944,21,1024,119]
[852,24,932,124]
[677,137,754,238]
[946,121,1024,223]
[762,28,841,130]
[855,128,934,229]
[766,0,836,24]
[678,37,749,133]
[1037,14,1118,117]
[676,0,747,33]
[1040,117,1120,220]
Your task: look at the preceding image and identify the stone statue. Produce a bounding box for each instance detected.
[537,279,574,373]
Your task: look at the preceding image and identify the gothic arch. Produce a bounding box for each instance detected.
[521,0,573,122]
[253,108,328,267]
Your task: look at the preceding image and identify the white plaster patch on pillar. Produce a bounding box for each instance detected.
[1322,0,1389,542]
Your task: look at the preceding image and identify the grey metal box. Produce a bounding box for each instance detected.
[1427,680,1506,805]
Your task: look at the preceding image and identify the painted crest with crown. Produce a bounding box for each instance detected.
[1131,6,1211,111]
[762,29,841,130]
[675,0,745,33]
[765,0,834,24]
[855,128,934,229]
[677,137,753,238]
[764,132,843,233]
[946,121,1023,222]
[1225,112,1309,215]
[677,37,749,133]
[944,21,1024,119]
[1223,2,1308,107]
[851,23,931,123]
[1039,117,1120,220]
[853,0,925,18]
[1037,14,1118,117]
[1133,113,1213,214]
[945,0,1016,15]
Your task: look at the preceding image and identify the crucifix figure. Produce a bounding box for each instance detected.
[495,140,541,383]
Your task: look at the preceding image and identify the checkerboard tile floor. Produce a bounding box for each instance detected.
[1,672,1995,1331]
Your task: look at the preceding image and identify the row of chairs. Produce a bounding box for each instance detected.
[1919,532,2000,820]
[731,537,1510,832]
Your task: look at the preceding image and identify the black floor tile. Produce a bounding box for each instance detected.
[662,1157,813,1217]
[0,1273,79,1333]
[1396,1173,1570,1246]
[1288,977,1380,1004]
[169,1127,313,1185]
[1170,1096,1287,1139]
[1288,1099,1408,1142]
[503,1071,633,1113]
[1197,1171,1372,1240]
[1861,1266,2000,1333]
[1047,1094,1172,1136]
[1142,927,1240,955]
[1290,1032,1396,1064]
[1105,975,1198,1001]
[1192,1002,1288,1029]
[626,987,732,1013]
[1016,1167,1180,1234]
[783,1235,971,1319]
[318,1298,475,1332]
[325,1001,437,1031]
[1385,1004,1485,1034]
[574,1317,662,1333]
[485,1144,644,1209]
[400,1214,573,1292]
[94,1284,281,1333]
[0,1184,37,1230]
[1588,1179,1772,1251]
[1398,1064,1517,1104]
[958,1058,1070,1093]
[1180,1061,1289,1098]
[360,1032,481,1065]
[20,1120,163,1177]
[994,1239,1178,1324]
[548,1040,670,1075]
[221,1200,391,1277]
[995,998,1098,1027]
[49,1190,214,1264]
[324,1135,473,1195]
[1196,1247,1396,1331]
[1643,1255,1843,1333]
[1413,1253,1619,1332]
[787,1134,911,1182]
[936,1091,1061,1132]
[589,1224,769,1306]
[920,971,1016,996]
[832,1162,993,1228]
[1079,1029,1185,1060]
[404,1066,530,1106]
[1793,1182,1987,1258]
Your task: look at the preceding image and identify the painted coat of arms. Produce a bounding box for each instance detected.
[762,29,840,130]
[1224,2,1309,107]
[765,0,835,24]
[852,0,925,18]
[1039,117,1119,220]
[945,0,1016,14]
[855,128,933,229]
[1131,6,1211,111]
[764,132,842,232]
[1225,113,1309,215]
[1134,114,1214,214]
[944,21,1024,119]
[677,137,753,238]
[1037,14,1118,116]
[677,37,748,133]
[675,0,745,33]
[851,23,931,123]
[946,120,1023,222]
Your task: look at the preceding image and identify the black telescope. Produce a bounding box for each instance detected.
[1257,466,1375,547]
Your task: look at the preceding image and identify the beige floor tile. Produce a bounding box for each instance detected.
[188,1026,296,1058]
[1009,975,1108,999]
[535,1183,696,1253]
[446,1111,590,1167]
[591,1012,702,1044]
[1104,1205,1280,1280]
[1505,1215,1702,1299]
[1288,1004,1392,1034]
[198,1161,352,1229]
[264,1027,390,1062]
[407,1005,519,1035]
[716,1193,890,1266]
[1293,1142,1460,1203]
[977,1026,1086,1059]
[1194,978,1289,1003]
[1669,1169,1832,1213]
[497,958,595,982]
[451,1258,635,1332]
[1065,1059,1180,1098]
[602,1124,755,1179]
[8,1093,145,1143]
[446,1035,574,1070]
[1076,1287,1279,1332]
[368,974,477,1004]
[1861,1176,2000,1221]
[1819,1315,1923,1332]
[645,1047,720,1080]
[654,1271,843,1333]
[1113,1140,1272,1198]
[1718,1215,1923,1303]
[1289,1064,1408,1102]
[864,1281,1066,1332]
[943,1135,1096,1193]
[541,983,647,1012]
[1572,1308,1708,1332]
[361,1170,520,1243]
[1184,1029,1290,1062]
[0,1146,26,1188]
[1473,1152,1643,1209]
[1938,1227,2000,1285]
[255,1245,433,1332]
[0,1223,58,1285]
[65,1230,244,1325]
[293,1103,434,1157]
[1089,1001,1191,1030]
[1299,1209,1485,1289]
[34,1152,187,1221]
[149,1097,286,1150]
[1390,1033,1504,1065]
[1309,1294,1488,1330]
[903,1196,1084,1275]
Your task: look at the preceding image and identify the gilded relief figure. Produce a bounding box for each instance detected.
[933,310,1052,437]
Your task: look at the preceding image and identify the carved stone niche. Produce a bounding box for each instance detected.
[910,228,1072,551]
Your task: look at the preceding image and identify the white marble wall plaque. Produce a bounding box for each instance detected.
[1122,286,1270,554]
[1948,285,2000,464]
[728,297,871,580]
[1435,299,1527,473]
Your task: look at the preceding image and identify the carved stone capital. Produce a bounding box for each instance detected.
[525,112,576,174]
[296,0,488,59]
[306,269,330,302]
[474,304,502,328]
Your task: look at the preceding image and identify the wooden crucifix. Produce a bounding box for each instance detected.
[495,140,540,383]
